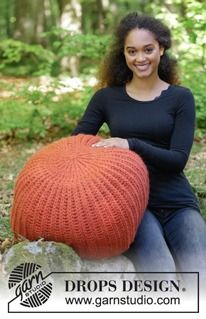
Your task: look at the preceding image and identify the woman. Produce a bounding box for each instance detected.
[72,12,206,279]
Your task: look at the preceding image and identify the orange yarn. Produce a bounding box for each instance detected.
[11,134,149,259]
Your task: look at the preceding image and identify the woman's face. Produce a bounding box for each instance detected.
[124,28,164,79]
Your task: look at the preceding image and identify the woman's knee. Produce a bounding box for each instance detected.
[164,208,206,273]
[126,210,176,272]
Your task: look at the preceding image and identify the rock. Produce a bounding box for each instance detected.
[0,254,7,292]
[81,255,136,280]
[1,241,136,286]
[81,255,135,272]
[1,240,81,276]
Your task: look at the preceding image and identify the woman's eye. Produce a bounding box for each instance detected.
[145,47,153,54]
[128,50,136,56]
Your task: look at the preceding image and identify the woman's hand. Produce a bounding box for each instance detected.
[92,138,129,149]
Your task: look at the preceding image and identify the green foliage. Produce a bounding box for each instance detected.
[0,215,13,238]
[49,29,111,58]
[0,99,29,135]
[174,1,206,138]
[0,82,93,140]
[180,61,206,138]
[0,80,110,141]
[0,32,111,77]
[0,0,205,136]
[185,143,206,219]
[0,39,55,76]
[43,28,111,75]
[147,0,206,138]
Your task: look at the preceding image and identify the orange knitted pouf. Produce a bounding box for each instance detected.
[11,134,149,259]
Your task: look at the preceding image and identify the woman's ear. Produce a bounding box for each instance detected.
[160,46,165,56]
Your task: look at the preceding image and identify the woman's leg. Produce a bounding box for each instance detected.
[164,208,206,292]
[125,209,176,272]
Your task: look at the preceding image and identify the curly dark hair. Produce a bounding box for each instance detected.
[97,12,179,88]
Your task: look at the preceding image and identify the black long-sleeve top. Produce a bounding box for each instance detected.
[72,85,200,211]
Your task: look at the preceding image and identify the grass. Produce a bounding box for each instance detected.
[0,140,44,244]
[0,215,12,238]
[185,142,206,218]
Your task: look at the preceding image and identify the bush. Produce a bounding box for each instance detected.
[0,80,110,141]
[0,39,55,76]
[181,63,206,139]
[0,81,93,140]
[0,32,111,77]
[43,28,111,75]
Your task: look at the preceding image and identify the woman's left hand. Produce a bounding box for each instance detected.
[92,138,129,149]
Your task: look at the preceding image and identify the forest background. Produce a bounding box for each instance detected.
[0,0,206,246]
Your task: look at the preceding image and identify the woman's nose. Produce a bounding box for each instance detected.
[135,53,146,63]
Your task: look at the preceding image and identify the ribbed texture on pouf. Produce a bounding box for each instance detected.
[11,134,149,259]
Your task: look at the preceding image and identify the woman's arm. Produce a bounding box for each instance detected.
[71,90,106,136]
[93,89,196,173]
[127,89,196,173]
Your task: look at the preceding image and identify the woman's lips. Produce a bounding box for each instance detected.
[135,63,150,71]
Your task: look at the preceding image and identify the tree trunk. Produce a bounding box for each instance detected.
[81,0,105,34]
[58,0,81,76]
[13,0,44,43]
[58,0,81,32]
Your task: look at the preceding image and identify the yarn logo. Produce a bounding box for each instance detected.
[8,263,53,308]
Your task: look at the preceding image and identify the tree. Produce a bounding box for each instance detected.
[13,0,60,44]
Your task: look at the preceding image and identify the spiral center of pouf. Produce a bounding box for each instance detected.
[11,134,149,259]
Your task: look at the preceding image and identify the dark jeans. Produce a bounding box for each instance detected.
[125,208,206,289]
